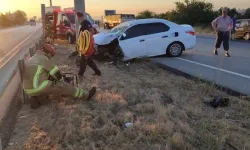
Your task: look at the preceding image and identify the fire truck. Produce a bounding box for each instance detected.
[45,7,99,44]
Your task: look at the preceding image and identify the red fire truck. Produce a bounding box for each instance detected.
[45,7,99,44]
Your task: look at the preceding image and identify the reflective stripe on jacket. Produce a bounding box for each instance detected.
[23,51,60,95]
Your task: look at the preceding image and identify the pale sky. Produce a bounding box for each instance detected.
[0,0,249,19]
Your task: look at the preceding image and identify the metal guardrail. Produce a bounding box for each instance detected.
[0,4,46,149]
[17,38,44,103]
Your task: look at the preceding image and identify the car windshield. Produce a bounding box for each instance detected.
[86,14,94,25]
[110,23,130,34]
[67,13,94,25]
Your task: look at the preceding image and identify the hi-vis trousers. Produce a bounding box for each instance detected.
[24,80,89,100]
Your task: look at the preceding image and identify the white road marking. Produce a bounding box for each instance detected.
[0,28,41,68]
[176,57,250,80]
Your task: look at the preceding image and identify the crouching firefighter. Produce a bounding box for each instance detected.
[22,44,96,109]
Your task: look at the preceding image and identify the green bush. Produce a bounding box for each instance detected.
[136,0,246,26]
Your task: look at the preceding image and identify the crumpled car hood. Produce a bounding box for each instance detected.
[94,32,121,45]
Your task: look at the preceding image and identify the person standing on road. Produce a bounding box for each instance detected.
[76,12,101,79]
[231,14,237,40]
[212,7,233,57]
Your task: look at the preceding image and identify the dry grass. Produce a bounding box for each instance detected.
[194,25,214,35]
[6,42,250,150]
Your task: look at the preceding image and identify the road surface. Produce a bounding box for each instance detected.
[0,24,43,95]
[0,25,41,58]
[152,36,250,95]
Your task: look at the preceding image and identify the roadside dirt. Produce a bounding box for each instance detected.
[6,42,250,150]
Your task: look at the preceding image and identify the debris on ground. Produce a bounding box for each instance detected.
[5,42,250,150]
[204,96,230,108]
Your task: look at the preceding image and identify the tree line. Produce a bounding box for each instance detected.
[0,10,27,28]
[136,0,250,26]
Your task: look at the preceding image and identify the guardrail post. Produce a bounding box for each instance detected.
[33,46,36,53]
[41,4,45,41]
[18,59,29,103]
[39,39,42,48]
[29,48,34,57]
[0,137,2,150]
[35,43,39,50]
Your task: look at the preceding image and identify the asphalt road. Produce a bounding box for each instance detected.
[0,25,41,58]
[152,36,250,95]
[0,24,43,95]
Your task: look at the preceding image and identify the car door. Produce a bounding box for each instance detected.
[144,22,171,57]
[119,24,147,60]
[235,20,248,38]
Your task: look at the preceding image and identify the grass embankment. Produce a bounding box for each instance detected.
[6,41,250,150]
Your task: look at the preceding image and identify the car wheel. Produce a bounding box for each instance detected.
[243,32,250,40]
[167,42,184,57]
[68,34,73,44]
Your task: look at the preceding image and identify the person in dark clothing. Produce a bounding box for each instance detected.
[231,14,237,40]
[76,12,101,79]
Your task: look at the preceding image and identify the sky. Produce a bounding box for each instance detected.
[0,0,249,19]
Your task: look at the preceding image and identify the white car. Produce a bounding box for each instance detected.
[94,18,196,61]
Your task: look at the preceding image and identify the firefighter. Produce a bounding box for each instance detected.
[76,11,101,79]
[22,44,96,108]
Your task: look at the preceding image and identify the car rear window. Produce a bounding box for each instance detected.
[145,23,170,35]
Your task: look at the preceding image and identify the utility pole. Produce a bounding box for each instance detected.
[74,0,85,40]
[50,0,52,6]
[41,4,45,41]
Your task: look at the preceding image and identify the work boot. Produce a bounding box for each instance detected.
[93,70,101,76]
[87,87,96,101]
[78,74,83,83]
[225,52,230,57]
[214,50,218,55]
[30,96,41,109]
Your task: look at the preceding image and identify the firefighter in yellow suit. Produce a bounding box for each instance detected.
[23,44,96,108]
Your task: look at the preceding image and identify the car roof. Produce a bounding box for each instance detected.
[126,18,175,26]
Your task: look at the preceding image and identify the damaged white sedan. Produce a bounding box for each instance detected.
[93,18,196,61]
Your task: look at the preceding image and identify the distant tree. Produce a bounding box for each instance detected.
[136,10,155,19]
[171,0,216,25]
[0,13,12,27]
[154,12,169,20]
[12,10,27,25]
[244,8,250,18]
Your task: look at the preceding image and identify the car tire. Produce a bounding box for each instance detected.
[243,32,250,40]
[167,42,184,57]
[68,34,73,44]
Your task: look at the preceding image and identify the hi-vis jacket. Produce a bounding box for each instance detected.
[22,51,61,96]
[76,30,94,57]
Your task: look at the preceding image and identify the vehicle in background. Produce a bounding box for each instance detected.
[235,19,250,40]
[94,18,196,61]
[45,7,99,44]
[103,10,135,29]
[29,19,36,26]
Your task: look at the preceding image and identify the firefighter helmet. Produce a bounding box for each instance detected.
[43,43,56,57]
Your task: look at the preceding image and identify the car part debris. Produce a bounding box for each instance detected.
[204,96,229,108]
[123,122,133,128]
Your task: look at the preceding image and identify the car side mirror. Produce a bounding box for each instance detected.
[122,33,126,38]
[120,33,126,41]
